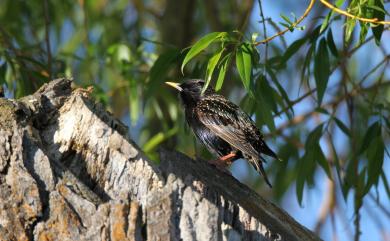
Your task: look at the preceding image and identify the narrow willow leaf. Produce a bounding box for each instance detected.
[381,172,390,199]
[334,117,351,137]
[266,67,294,116]
[236,43,252,91]
[359,121,381,154]
[359,22,369,45]
[147,48,180,97]
[258,76,278,113]
[329,135,343,191]
[365,136,384,193]
[296,155,306,205]
[320,12,333,33]
[315,144,332,178]
[143,126,178,153]
[129,78,139,123]
[0,62,6,85]
[181,32,226,73]
[256,96,275,132]
[371,0,385,45]
[314,38,330,105]
[203,49,224,94]
[344,18,356,44]
[280,37,307,66]
[315,107,330,115]
[302,124,331,179]
[326,30,339,57]
[150,49,179,84]
[215,53,231,91]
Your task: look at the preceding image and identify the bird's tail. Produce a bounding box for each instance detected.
[251,159,272,188]
[262,143,282,162]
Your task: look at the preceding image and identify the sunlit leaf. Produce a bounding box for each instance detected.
[143,126,178,153]
[344,18,356,44]
[236,43,252,91]
[320,12,333,33]
[129,77,138,123]
[181,32,226,73]
[203,48,224,94]
[215,53,232,91]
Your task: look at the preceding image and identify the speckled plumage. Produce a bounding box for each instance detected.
[167,79,278,187]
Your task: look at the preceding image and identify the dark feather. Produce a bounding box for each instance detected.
[168,79,279,188]
[196,94,277,162]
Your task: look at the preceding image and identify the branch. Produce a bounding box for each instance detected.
[319,0,390,25]
[254,0,316,45]
[0,78,322,241]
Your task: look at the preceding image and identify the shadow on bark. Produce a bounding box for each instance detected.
[0,78,321,241]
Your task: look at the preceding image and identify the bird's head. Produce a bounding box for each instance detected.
[165,79,214,107]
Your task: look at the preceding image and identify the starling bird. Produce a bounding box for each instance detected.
[166,79,279,188]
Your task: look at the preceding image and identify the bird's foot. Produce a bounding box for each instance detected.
[208,153,236,174]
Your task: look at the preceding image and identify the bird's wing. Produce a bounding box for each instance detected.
[196,94,263,160]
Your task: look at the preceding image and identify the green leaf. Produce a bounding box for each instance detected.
[236,43,252,91]
[320,12,333,33]
[281,14,293,25]
[314,144,331,178]
[381,171,390,199]
[143,126,178,153]
[147,48,180,96]
[215,53,232,91]
[359,22,369,45]
[304,124,331,178]
[326,30,339,57]
[329,135,344,192]
[256,95,275,132]
[181,32,226,73]
[279,37,307,66]
[365,135,384,193]
[344,18,356,44]
[314,38,330,105]
[203,49,224,94]
[296,154,308,205]
[333,117,351,137]
[129,77,139,123]
[315,107,330,115]
[371,0,385,45]
[0,62,6,85]
[359,121,381,154]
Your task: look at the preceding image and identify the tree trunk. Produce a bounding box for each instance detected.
[0,78,321,241]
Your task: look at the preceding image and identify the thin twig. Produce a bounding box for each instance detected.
[258,0,268,73]
[319,0,390,25]
[254,0,315,45]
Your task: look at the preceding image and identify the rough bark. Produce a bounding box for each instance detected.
[0,78,321,241]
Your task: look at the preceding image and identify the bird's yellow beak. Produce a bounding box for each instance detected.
[165,82,183,92]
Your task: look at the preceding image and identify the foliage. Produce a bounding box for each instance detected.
[1,0,390,240]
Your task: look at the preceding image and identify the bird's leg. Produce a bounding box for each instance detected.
[208,152,237,173]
